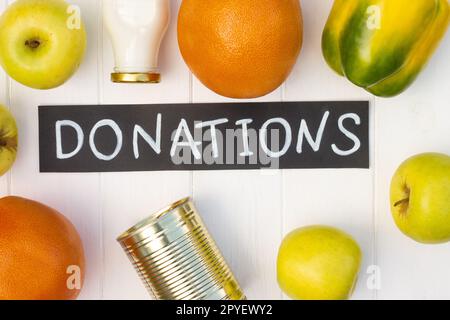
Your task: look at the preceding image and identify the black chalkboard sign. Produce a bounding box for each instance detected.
[38,101,369,172]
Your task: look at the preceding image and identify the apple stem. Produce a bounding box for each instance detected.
[394,198,409,207]
[25,39,41,49]
[0,137,17,149]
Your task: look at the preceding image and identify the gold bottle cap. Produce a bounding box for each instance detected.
[111,72,161,83]
[117,197,246,300]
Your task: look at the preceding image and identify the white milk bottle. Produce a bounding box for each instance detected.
[103,0,170,83]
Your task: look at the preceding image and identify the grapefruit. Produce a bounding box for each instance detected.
[0,196,85,300]
[178,0,303,99]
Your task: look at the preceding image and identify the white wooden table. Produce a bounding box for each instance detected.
[1,0,449,300]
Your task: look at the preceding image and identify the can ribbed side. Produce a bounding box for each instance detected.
[117,198,246,300]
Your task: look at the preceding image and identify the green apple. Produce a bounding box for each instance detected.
[0,105,18,176]
[0,0,87,89]
[277,225,362,300]
[390,153,450,244]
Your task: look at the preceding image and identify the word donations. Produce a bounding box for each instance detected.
[38,101,370,173]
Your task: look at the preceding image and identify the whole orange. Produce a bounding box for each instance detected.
[0,196,85,300]
[178,0,303,99]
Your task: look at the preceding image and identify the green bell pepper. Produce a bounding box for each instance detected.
[322,0,450,97]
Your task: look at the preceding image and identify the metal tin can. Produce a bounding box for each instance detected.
[117,197,246,300]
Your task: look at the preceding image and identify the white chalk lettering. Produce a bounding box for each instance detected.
[235,119,254,157]
[56,120,84,159]
[171,119,202,160]
[332,113,361,156]
[89,119,123,161]
[297,111,330,153]
[133,114,162,159]
[260,118,292,158]
[195,118,228,159]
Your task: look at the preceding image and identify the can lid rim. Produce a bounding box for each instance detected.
[116,197,191,242]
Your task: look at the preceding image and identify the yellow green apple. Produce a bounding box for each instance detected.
[0,105,18,176]
[0,0,87,89]
[390,153,450,244]
[277,225,362,300]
